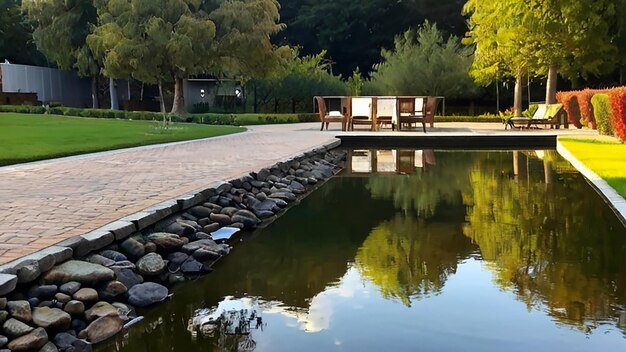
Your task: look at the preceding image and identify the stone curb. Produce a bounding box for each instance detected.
[556,140,626,227]
[0,138,342,298]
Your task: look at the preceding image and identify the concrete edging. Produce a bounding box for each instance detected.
[556,140,626,227]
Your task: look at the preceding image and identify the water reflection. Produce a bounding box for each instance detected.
[356,215,476,306]
[98,150,626,352]
[347,149,436,175]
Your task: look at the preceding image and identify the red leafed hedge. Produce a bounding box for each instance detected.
[556,91,582,128]
[556,89,602,129]
[607,87,626,141]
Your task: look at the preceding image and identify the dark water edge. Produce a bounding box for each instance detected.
[97,150,626,352]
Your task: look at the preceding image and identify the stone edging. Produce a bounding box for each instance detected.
[556,140,626,227]
[0,139,344,351]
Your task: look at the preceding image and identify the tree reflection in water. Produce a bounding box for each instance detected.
[356,215,477,306]
[355,149,626,330]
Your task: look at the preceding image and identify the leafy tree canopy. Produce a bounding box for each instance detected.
[277,0,466,77]
[23,0,98,76]
[0,0,45,65]
[366,22,480,99]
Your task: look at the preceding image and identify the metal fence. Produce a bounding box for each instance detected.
[0,63,91,107]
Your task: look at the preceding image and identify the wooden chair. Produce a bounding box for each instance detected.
[375,97,396,131]
[349,97,377,131]
[397,97,426,132]
[424,96,439,128]
[314,96,348,131]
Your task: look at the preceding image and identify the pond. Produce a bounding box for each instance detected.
[98,149,626,352]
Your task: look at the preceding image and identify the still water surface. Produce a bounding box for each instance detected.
[100,150,626,352]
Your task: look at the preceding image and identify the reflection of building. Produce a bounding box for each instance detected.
[345,149,436,175]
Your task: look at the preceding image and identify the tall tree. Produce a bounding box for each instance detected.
[278,0,466,77]
[518,0,617,103]
[23,0,100,108]
[89,0,284,114]
[464,0,617,111]
[463,0,532,116]
[367,22,479,99]
[0,0,46,66]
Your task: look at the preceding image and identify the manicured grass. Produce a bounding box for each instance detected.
[559,137,626,198]
[0,113,245,166]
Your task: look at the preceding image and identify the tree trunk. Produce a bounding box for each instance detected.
[109,78,119,110]
[496,79,500,113]
[91,76,99,109]
[514,70,523,117]
[253,83,258,113]
[171,77,185,115]
[545,64,558,104]
[158,80,166,114]
[140,82,144,101]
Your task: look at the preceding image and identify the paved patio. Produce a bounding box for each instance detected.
[0,122,596,264]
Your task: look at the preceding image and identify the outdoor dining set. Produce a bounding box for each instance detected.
[314,96,441,132]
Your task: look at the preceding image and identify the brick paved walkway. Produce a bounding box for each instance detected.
[0,124,337,264]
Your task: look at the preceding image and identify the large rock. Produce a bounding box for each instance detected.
[187,206,211,219]
[7,327,47,351]
[73,288,98,302]
[0,274,17,296]
[85,254,115,267]
[0,335,6,347]
[180,258,212,274]
[136,253,165,276]
[43,261,114,286]
[63,301,85,315]
[39,341,58,352]
[59,282,81,296]
[52,332,77,350]
[127,283,168,308]
[269,191,296,202]
[98,281,127,302]
[32,307,71,330]
[146,233,185,251]
[231,210,260,228]
[79,314,124,344]
[181,239,229,256]
[27,285,58,300]
[16,262,40,284]
[166,252,189,272]
[111,268,141,289]
[2,318,34,338]
[7,301,31,322]
[99,250,127,262]
[209,213,231,226]
[119,238,145,259]
[84,302,118,321]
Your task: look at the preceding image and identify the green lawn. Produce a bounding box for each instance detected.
[0,113,245,166]
[559,137,626,198]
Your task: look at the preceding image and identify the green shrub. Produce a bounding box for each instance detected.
[191,102,211,113]
[591,93,614,136]
[0,105,46,114]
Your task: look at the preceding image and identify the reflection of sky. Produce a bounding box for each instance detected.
[191,261,626,352]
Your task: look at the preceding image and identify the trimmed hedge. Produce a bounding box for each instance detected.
[591,94,614,136]
[607,88,626,142]
[0,105,318,126]
[556,91,584,128]
[556,89,600,129]
[0,105,46,114]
